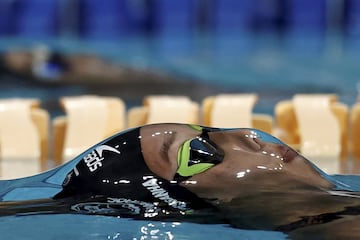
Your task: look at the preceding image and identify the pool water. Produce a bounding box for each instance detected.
[1,34,359,113]
[0,214,286,240]
[0,175,358,240]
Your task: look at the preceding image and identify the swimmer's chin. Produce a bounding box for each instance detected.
[285,154,334,190]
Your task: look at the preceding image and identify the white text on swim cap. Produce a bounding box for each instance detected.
[142,177,187,211]
[83,145,120,172]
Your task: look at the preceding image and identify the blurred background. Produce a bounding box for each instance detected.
[0,0,359,115]
[1,0,360,177]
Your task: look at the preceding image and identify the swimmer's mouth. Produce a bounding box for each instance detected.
[254,138,298,163]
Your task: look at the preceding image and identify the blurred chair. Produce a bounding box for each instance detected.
[0,0,15,36]
[52,95,125,164]
[201,94,273,134]
[286,0,326,32]
[14,0,59,37]
[151,0,197,34]
[351,97,360,159]
[274,94,348,159]
[210,0,256,57]
[151,0,197,56]
[251,0,286,31]
[127,95,199,128]
[344,0,360,50]
[80,0,132,39]
[0,98,49,179]
[285,0,326,53]
[211,0,254,33]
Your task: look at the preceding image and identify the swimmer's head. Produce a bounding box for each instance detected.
[139,123,334,201]
[57,123,333,206]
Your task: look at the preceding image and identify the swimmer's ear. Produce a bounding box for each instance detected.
[175,137,224,182]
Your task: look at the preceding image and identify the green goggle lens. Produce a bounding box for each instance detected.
[176,136,224,179]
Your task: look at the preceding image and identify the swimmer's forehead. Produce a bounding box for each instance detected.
[138,124,283,145]
[189,124,284,145]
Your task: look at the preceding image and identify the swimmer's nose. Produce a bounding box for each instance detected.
[275,144,298,163]
[283,148,298,163]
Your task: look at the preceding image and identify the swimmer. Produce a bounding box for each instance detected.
[0,123,359,239]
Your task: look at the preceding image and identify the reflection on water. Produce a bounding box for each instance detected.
[302,156,360,175]
[308,156,347,175]
[0,214,287,240]
[348,157,360,175]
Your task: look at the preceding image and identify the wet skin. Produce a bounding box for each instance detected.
[0,123,359,238]
[140,123,333,195]
[140,124,360,236]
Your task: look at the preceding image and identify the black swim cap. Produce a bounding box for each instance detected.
[54,127,210,212]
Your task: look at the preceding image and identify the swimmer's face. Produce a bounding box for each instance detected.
[140,124,332,201]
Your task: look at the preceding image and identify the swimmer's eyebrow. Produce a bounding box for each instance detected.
[160,132,177,163]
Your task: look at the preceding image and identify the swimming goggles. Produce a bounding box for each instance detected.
[175,131,224,181]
